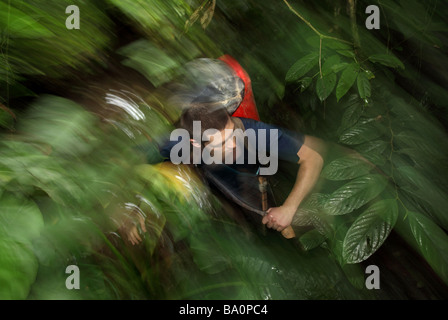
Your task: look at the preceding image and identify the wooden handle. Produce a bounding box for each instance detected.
[281,226,296,239]
[258,176,295,239]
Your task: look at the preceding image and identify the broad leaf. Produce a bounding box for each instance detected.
[407,210,448,284]
[321,155,373,181]
[354,140,388,166]
[357,72,371,99]
[339,120,383,145]
[0,238,38,299]
[339,99,363,133]
[322,174,388,216]
[285,52,319,83]
[396,166,448,231]
[368,53,405,69]
[299,229,327,251]
[316,73,337,101]
[322,55,341,76]
[342,199,398,264]
[336,63,359,101]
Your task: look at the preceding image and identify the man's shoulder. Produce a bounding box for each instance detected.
[236,117,271,130]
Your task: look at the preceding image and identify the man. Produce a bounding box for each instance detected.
[159,101,327,236]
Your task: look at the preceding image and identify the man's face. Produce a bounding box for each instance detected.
[202,117,243,163]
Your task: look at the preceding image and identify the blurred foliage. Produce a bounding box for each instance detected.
[0,0,447,300]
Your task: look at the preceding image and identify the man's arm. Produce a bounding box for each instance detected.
[262,135,326,232]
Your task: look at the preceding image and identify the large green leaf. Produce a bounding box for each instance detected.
[19,96,97,157]
[0,2,53,38]
[407,210,448,284]
[336,63,359,101]
[368,53,405,70]
[0,238,38,299]
[321,55,341,76]
[285,52,319,83]
[0,195,44,244]
[395,166,448,231]
[322,174,388,216]
[356,72,371,100]
[353,140,388,166]
[321,155,374,181]
[118,39,181,87]
[299,229,326,251]
[0,195,43,299]
[339,98,363,133]
[342,199,398,264]
[316,73,337,101]
[339,120,384,145]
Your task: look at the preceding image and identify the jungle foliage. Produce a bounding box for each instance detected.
[0,0,447,299]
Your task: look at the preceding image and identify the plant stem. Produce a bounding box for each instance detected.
[283,0,353,45]
[348,0,361,49]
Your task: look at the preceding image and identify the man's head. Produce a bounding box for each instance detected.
[179,105,244,163]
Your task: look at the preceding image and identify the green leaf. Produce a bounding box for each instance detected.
[322,55,340,76]
[395,166,448,231]
[316,73,337,101]
[336,63,359,101]
[323,39,352,51]
[190,234,230,274]
[339,98,363,132]
[339,120,383,145]
[19,96,97,157]
[118,39,181,87]
[368,54,405,69]
[354,140,388,166]
[0,238,38,299]
[336,50,355,58]
[0,195,44,244]
[0,2,53,39]
[357,72,371,99]
[285,52,319,83]
[395,131,441,157]
[321,155,373,181]
[322,174,388,216]
[298,77,312,92]
[407,210,448,284]
[331,62,349,73]
[342,199,398,264]
[299,229,326,251]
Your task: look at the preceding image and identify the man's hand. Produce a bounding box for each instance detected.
[127,216,147,245]
[263,135,326,234]
[262,206,296,232]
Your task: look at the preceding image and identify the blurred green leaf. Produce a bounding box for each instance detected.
[321,155,373,181]
[339,120,384,145]
[368,53,405,70]
[354,140,388,166]
[285,52,319,83]
[321,55,341,76]
[0,238,38,299]
[0,2,53,38]
[0,194,44,244]
[323,174,388,216]
[316,73,337,101]
[407,210,448,284]
[343,199,398,264]
[357,72,371,100]
[336,63,359,101]
[299,229,326,251]
[19,96,97,157]
[118,40,181,87]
